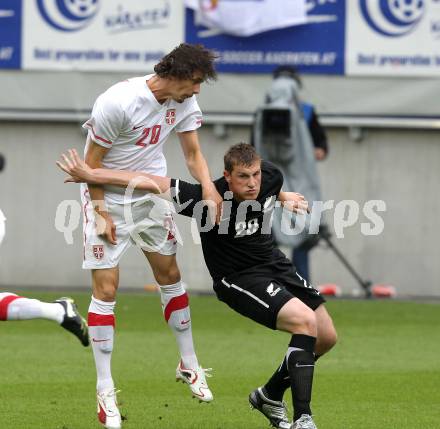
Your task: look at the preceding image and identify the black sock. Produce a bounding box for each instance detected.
[286,334,316,421]
[263,358,291,402]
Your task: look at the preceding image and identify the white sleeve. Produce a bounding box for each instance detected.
[175,97,203,133]
[82,93,125,148]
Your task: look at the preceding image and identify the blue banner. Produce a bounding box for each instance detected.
[185,1,345,74]
[0,0,22,69]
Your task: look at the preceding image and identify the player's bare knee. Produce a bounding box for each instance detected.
[296,306,317,335]
[322,326,338,351]
[155,267,181,286]
[92,268,118,301]
[95,284,117,302]
[315,334,337,356]
[277,300,317,335]
[317,315,338,353]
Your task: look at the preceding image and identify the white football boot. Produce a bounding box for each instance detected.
[175,360,213,402]
[292,414,317,429]
[97,388,122,429]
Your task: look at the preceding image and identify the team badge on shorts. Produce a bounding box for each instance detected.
[165,109,176,125]
[92,245,104,260]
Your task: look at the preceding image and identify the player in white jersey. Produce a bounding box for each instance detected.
[80,44,220,429]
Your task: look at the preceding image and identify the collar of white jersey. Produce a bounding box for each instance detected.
[144,74,171,112]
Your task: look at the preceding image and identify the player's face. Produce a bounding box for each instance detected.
[224,161,262,201]
[169,73,204,103]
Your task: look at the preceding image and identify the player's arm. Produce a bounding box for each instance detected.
[57,149,172,196]
[57,150,201,218]
[178,130,222,223]
[278,191,310,214]
[58,149,204,220]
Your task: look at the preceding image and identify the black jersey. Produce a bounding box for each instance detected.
[170,161,283,280]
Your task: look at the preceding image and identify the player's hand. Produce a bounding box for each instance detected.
[281,192,310,214]
[95,210,117,245]
[202,184,223,225]
[314,148,326,161]
[56,149,95,183]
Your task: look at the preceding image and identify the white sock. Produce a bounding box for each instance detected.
[88,296,116,392]
[1,294,64,323]
[160,282,199,369]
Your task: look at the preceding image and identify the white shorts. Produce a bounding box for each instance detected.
[82,190,178,270]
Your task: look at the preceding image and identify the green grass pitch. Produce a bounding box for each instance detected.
[1,293,440,428]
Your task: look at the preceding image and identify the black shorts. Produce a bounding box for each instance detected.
[213,250,325,330]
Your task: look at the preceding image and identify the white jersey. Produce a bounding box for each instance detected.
[82,74,202,204]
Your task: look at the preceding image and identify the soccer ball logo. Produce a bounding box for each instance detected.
[65,0,99,18]
[360,0,426,37]
[37,0,100,32]
[389,0,425,23]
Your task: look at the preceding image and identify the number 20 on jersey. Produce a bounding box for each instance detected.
[135,125,161,147]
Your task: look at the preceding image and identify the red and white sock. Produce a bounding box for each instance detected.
[0,292,64,323]
[160,281,199,369]
[88,296,116,393]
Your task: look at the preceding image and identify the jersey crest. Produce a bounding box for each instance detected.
[165,109,176,125]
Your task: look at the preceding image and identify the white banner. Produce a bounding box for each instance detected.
[22,0,184,71]
[185,0,307,37]
[347,0,440,76]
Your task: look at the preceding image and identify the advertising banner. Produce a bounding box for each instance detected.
[0,0,22,69]
[21,0,184,71]
[2,1,440,77]
[347,0,440,76]
[185,0,345,74]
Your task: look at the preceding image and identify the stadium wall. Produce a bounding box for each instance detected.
[1,71,440,117]
[0,121,438,297]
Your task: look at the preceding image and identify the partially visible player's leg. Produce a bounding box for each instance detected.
[0,292,89,346]
[0,292,64,322]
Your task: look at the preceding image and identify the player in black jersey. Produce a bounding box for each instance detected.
[58,144,337,429]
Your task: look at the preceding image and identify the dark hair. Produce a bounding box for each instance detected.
[272,65,302,87]
[224,143,261,173]
[154,43,217,82]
